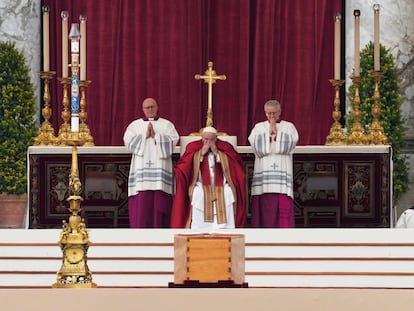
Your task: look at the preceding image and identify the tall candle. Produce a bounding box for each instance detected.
[69,23,81,132]
[80,14,87,80]
[373,4,380,71]
[71,116,79,132]
[354,10,360,77]
[42,6,50,72]
[334,12,341,80]
[61,11,69,78]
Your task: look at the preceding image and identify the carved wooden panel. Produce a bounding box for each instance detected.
[29,151,390,228]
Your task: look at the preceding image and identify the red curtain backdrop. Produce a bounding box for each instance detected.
[42,0,342,146]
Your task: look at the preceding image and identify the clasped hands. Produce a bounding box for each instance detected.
[269,121,278,135]
[201,140,218,156]
[146,122,155,138]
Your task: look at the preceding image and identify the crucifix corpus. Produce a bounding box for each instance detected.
[195,61,226,130]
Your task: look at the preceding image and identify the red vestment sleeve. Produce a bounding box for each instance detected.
[170,140,202,228]
[215,140,246,227]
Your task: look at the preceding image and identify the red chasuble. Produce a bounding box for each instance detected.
[171,139,246,228]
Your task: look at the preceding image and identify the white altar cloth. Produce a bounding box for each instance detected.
[28,144,391,155]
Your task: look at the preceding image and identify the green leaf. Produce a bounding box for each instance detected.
[0,41,37,195]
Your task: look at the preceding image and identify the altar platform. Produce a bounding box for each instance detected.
[27,145,392,228]
[1,228,414,289]
[2,228,414,310]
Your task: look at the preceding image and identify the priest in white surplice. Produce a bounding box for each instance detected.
[124,98,179,228]
[395,207,414,228]
[248,100,298,228]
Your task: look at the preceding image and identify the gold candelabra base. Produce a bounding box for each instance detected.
[34,123,58,146]
[367,120,388,145]
[78,123,95,146]
[347,123,368,145]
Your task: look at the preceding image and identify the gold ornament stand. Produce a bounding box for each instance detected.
[347,76,368,145]
[366,71,388,145]
[78,80,94,146]
[325,79,347,145]
[34,71,57,146]
[56,77,72,144]
[52,133,96,288]
[195,61,226,128]
[191,61,228,136]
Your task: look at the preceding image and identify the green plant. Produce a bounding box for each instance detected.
[0,41,37,195]
[347,41,408,202]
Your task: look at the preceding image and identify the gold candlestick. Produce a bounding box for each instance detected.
[78,80,94,146]
[34,71,57,145]
[347,76,367,144]
[53,134,96,288]
[367,70,387,145]
[326,79,347,145]
[56,77,72,145]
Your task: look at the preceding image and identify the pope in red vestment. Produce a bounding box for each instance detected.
[171,128,246,228]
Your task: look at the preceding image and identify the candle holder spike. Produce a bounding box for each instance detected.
[347,76,368,145]
[34,71,57,146]
[78,80,94,146]
[366,70,388,145]
[325,79,347,145]
[56,77,72,145]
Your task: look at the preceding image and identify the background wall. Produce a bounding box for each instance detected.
[0,0,41,123]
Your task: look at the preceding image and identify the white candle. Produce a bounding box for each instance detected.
[373,4,380,71]
[61,11,69,78]
[42,6,50,72]
[80,14,87,80]
[71,116,79,132]
[354,10,360,77]
[334,12,341,80]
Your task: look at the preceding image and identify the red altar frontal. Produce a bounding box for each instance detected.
[27,145,392,228]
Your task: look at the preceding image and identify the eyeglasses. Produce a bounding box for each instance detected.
[143,106,156,110]
[266,111,280,116]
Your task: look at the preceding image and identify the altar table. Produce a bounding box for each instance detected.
[27,145,392,228]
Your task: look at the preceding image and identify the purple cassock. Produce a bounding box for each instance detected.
[128,190,172,228]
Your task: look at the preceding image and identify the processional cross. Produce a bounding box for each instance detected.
[195,61,226,128]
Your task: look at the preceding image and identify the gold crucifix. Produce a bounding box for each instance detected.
[195,61,226,128]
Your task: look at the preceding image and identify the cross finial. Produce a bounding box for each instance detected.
[195,61,226,127]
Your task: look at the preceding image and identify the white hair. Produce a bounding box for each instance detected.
[202,126,217,134]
